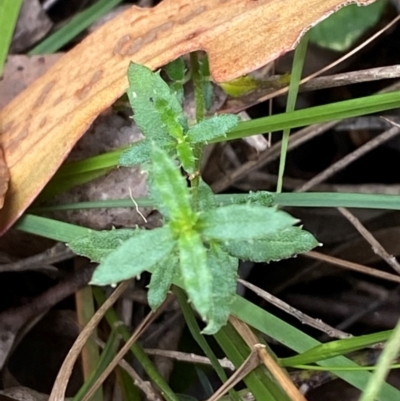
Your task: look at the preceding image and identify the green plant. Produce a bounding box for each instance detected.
[68,61,319,334]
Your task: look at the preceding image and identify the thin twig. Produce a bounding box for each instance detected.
[238,278,351,339]
[227,65,400,111]
[303,251,400,284]
[144,348,235,370]
[338,207,400,275]
[0,242,74,273]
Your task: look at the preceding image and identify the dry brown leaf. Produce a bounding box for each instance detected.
[0,0,376,234]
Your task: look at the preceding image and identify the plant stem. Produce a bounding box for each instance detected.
[276,32,309,193]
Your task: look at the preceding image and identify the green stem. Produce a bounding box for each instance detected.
[276,32,309,193]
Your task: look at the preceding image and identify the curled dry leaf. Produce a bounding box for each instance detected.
[0,0,376,233]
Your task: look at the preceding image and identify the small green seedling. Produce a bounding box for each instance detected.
[69,60,319,334]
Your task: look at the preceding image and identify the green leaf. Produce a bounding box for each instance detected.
[202,244,238,334]
[236,191,275,207]
[155,98,186,140]
[119,140,152,166]
[198,205,298,241]
[178,230,211,321]
[148,253,179,310]
[68,228,141,262]
[186,114,239,144]
[196,179,216,212]
[127,63,186,141]
[150,145,196,227]
[90,226,176,286]
[176,140,196,174]
[222,227,320,263]
[309,0,388,51]
[165,57,186,81]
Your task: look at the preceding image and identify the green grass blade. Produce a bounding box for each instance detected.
[30,192,400,214]
[359,319,400,401]
[222,90,400,142]
[29,0,124,55]
[277,32,309,192]
[15,214,90,241]
[0,0,23,76]
[231,296,400,401]
[280,330,393,367]
[273,192,400,210]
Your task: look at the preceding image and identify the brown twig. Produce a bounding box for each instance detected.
[144,348,235,370]
[337,207,400,275]
[0,242,74,273]
[303,251,400,284]
[238,278,351,339]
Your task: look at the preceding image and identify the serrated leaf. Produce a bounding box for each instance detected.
[177,140,196,174]
[222,227,320,263]
[179,230,211,321]
[90,225,175,286]
[202,244,238,334]
[127,63,186,141]
[150,145,196,227]
[119,140,152,166]
[68,228,141,262]
[197,179,216,212]
[236,191,275,207]
[199,204,298,241]
[186,114,239,144]
[155,98,186,140]
[148,252,178,310]
[247,191,275,206]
